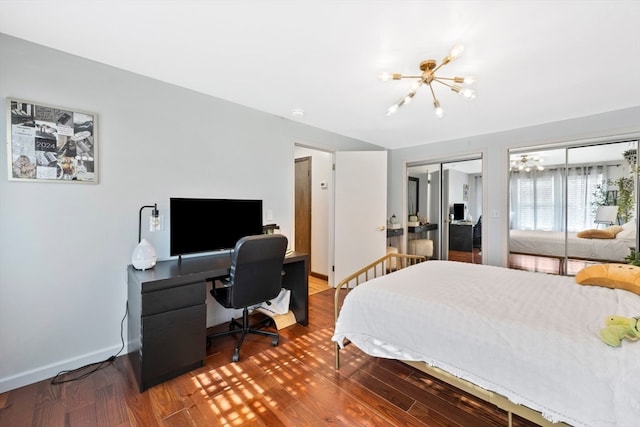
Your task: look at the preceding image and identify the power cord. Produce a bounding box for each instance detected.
[51,301,128,385]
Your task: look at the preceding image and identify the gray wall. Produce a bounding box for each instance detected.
[389,107,640,267]
[0,34,381,392]
[3,32,639,393]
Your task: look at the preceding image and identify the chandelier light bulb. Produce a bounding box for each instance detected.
[434,100,444,118]
[461,88,476,100]
[463,76,476,84]
[449,44,465,59]
[378,72,392,81]
[387,104,399,116]
[404,92,416,105]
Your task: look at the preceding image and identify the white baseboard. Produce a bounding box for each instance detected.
[0,344,124,393]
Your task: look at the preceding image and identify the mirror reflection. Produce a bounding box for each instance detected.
[407,157,482,263]
[508,141,638,275]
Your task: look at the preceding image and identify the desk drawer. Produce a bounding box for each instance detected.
[141,303,206,385]
[142,281,206,317]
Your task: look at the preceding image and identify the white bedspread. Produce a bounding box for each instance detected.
[509,229,634,261]
[332,261,640,427]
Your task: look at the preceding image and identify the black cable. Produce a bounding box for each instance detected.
[51,301,128,385]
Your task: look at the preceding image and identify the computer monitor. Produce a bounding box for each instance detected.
[170,198,263,256]
[453,203,465,221]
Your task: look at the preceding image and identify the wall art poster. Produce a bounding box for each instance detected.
[7,98,97,183]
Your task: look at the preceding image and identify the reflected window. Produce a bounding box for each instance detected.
[509,140,639,276]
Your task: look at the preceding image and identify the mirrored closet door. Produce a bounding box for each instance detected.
[508,140,638,275]
[407,156,483,263]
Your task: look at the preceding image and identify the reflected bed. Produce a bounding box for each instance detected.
[509,229,634,261]
[509,222,636,274]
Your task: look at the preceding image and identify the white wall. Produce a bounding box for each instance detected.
[0,34,381,392]
[389,107,640,267]
[448,168,468,217]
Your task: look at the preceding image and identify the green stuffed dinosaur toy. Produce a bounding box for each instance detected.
[600,315,640,347]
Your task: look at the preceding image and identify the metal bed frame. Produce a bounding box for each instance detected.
[333,254,570,427]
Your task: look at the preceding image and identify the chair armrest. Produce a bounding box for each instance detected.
[213,277,232,288]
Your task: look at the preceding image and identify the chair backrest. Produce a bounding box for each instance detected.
[595,206,619,226]
[226,234,288,309]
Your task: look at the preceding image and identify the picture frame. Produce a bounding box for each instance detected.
[7,98,97,183]
[463,184,469,201]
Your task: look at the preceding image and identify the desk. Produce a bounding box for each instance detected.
[127,251,309,392]
[387,227,403,252]
[449,223,473,252]
[408,223,438,237]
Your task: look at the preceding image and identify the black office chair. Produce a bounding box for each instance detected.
[473,215,482,249]
[207,234,288,362]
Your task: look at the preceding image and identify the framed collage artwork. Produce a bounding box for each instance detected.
[7,98,97,183]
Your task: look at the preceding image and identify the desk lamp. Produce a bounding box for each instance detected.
[131,203,162,270]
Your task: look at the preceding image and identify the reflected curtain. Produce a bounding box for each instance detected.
[566,166,607,231]
[510,166,607,232]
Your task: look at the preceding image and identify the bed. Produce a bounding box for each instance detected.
[332,256,640,427]
[509,224,636,275]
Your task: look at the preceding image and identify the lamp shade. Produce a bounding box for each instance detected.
[131,238,157,270]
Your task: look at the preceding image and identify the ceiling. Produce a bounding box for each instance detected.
[1,0,639,150]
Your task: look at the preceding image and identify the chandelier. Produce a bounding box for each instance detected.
[510,155,544,172]
[379,44,476,118]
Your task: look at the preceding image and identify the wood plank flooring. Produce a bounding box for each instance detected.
[508,253,596,276]
[447,249,482,264]
[309,275,331,295]
[0,286,541,427]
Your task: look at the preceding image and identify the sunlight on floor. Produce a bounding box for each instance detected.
[187,328,338,425]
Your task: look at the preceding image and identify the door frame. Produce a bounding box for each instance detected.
[294,156,312,267]
[293,143,335,284]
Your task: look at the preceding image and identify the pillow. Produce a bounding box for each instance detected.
[617,221,636,239]
[575,263,640,295]
[576,225,624,239]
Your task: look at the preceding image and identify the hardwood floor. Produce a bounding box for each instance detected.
[508,253,596,275]
[447,249,482,264]
[308,275,331,295]
[0,288,540,427]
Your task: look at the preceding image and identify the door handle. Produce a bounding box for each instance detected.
[377,225,386,231]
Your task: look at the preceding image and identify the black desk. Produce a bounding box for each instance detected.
[408,223,438,236]
[449,223,473,252]
[387,227,403,252]
[127,251,309,392]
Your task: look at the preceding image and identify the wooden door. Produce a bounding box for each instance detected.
[295,157,312,261]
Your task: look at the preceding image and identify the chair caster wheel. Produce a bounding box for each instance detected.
[272,336,279,346]
[232,349,240,362]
